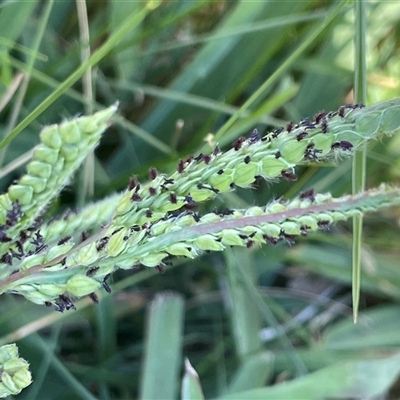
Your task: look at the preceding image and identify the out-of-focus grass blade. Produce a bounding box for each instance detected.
[227,352,273,394]
[217,352,400,400]
[322,304,400,350]
[287,244,400,300]
[139,292,185,400]
[214,0,348,141]
[142,10,329,56]
[181,358,205,400]
[224,248,262,360]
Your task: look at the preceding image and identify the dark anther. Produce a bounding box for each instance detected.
[102,274,112,293]
[300,226,309,236]
[149,167,158,180]
[331,141,353,151]
[230,183,236,189]
[263,234,279,245]
[320,118,328,133]
[232,136,246,151]
[128,176,138,191]
[131,193,141,202]
[275,151,281,159]
[19,230,29,242]
[156,264,165,274]
[149,187,157,196]
[178,159,185,173]
[6,201,22,227]
[301,118,316,129]
[58,236,71,245]
[194,153,203,162]
[197,183,219,194]
[185,195,195,205]
[249,129,260,143]
[304,144,322,161]
[10,248,22,260]
[314,111,327,124]
[169,193,177,204]
[81,231,88,242]
[280,231,296,246]
[317,220,330,231]
[89,293,99,304]
[45,302,52,307]
[213,145,221,155]
[202,155,211,164]
[296,131,308,141]
[96,237,109,252]
[164,178,174,185]
[0,226,11,243]
[111,227,123,235]
[339,140,353,151]
[299,188,315,202]
[246,240,254,249]
[286,122,294,133]
[34,244,47,254]
[338,106,346,117]
[0,253,12,265]
[272,128,284,138]
[15,241,23,254]
[217,169,224,175]
[31,231,43,247]
[86,266,99,277]
[131,225,141,232]
[220,209,234,216]
[281,170,297,181]
[146,210,153,218]
[55,295,76,312]
[244,155,251,164]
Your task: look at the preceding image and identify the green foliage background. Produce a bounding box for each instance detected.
[0,0,400,398]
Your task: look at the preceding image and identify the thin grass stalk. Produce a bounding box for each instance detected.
[211,0,347,145]
[352,0,367,323]
[0,2,159,150]
[0,0,54,166]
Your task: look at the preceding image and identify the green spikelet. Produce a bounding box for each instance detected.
[0,344,31,397]
[0,104,117,255]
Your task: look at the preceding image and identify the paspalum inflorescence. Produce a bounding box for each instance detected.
[0,99,400,396]
[1,99,400,310]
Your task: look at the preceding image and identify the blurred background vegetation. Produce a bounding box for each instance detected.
[0,0,400,398]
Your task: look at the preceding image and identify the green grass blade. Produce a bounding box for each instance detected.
[352,0,367,323]
[181,358,205,400]
[139,292,185,400]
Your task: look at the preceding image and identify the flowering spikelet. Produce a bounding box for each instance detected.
[0,104,117,259]
[0,344,32,397]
